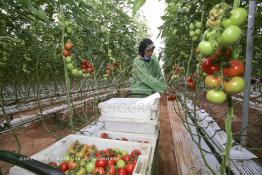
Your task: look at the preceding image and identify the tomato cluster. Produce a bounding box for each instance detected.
[196,3,247,104]
[47,141,141,175]
[100,133,149,143]
[63,40,95,78]
[189,21,202,41]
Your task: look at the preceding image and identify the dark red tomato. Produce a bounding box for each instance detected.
[186,76,193,83]
[108,165,116,175]
[201,57,220,74]
[213,47,224,58]
[126,163,135,175]
[118,168,127,175]
[223,47,232,58]
[188,82,196,91]
[122,155,131,162]
[96,151,103,158]
[223,60,245,77]
[131,149,141,159]
[108,159,116,165]
[100,133,109,139]
[93,167,105,175]
[63,49,71,57]
[60,162,68,172]
[96,159,107,168]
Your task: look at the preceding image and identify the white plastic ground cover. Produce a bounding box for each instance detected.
[98,92,160,120]
[9,134,152,175]
[98,116,159,135]
[185,98,257,160]
[93,130,158,175]
[76,121,105,136]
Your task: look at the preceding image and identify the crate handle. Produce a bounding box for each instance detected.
[0,150,64,175]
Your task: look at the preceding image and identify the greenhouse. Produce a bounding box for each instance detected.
[0,0,261,175]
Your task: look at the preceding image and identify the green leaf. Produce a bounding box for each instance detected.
[26,0,49,21]
[132,0,146,16]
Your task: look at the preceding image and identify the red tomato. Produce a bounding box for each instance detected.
[122,155,131,162]
[201,57,220,74]
[188,82,196,91]
[131,149,141,159]
[96,151,103,158]
[108,165,116,175]
[68,161,77,170]
[96,159,107,168]
[60,162,68,172]
[126,163,136,175]
[186,76,193,83]
[63,49,71,57]
[108,159,116,165]
[93,167,105,175]
[133,159,137,165]
[223,60,245,77]
[100,133,109,139]
[213,47,224,58]
[118,168,127,175]
[104,148,114,156]
[64,41,73,50]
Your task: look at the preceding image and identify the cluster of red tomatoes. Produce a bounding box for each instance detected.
[82,59,94,75]
[196,3,247,104]
[63,40,94,78]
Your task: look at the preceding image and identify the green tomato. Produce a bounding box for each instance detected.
[192,36,198,41]
[67,63,74,70]
[223,77,245,95]
[75,167,86,175]
[71,69,78,76]
[190,23,195,30]
[195,22,202,29]
[117,160,126,168]
[222,18,232,28]
[65,56,72,63]
[113,148,120,154]
[86,161,95,173]
[230,8,247,26]
[198,41,215,56]
[189,31,195,37]
[206,89,227,104]
[221,25,241,46]
[194,29,201,35]
[77,70,83,76]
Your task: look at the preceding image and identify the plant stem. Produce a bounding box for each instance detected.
[220,95,233,174]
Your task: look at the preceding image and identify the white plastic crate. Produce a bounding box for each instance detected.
[93,130,159,175]
[99,116,159,135]
[98,93,160,120]
[9,134,152,175]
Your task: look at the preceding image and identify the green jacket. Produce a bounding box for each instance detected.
[131,55,168,96]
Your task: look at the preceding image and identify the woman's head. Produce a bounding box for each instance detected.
[138,38,155,58]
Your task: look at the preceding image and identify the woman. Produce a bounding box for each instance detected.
[131,38,172,97]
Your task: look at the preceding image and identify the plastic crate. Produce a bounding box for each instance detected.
[98,93,160,120]
[99,116,159,135]
[92,130,159,175]
[9,134,152,175]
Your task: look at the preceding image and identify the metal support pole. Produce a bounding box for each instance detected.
[241,0,257,146]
